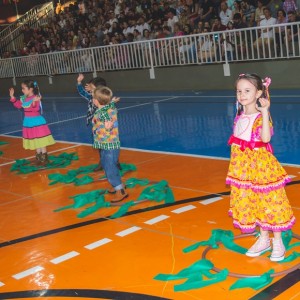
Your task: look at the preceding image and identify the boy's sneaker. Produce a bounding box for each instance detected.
[111,189,128,203]
[270,238,286,262]
[246,235,271,257]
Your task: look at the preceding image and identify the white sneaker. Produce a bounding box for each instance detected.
[246,235,271,257]
[270,238,286,262]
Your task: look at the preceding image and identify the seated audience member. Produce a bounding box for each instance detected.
[232,1,243,18]
[212,16,227,31]
[275,9,287,54]
[283,0,298,16]
[219,2,233,26]
[240,0,256,26]
[286,10,300,54]
[253,7,277,57]
[167,10,179,32]
[232,13,248,58]
[255,0,265,26]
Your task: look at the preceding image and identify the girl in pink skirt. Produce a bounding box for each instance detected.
[9,80,55,165]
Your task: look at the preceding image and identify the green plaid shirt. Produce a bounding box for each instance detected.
[92,103,120,150]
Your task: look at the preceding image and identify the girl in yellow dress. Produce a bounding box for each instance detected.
[226,73,295,262]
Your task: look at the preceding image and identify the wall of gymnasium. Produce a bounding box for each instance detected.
[0,60,299,95]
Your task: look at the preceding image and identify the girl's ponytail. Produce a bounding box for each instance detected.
[262,77,271,101]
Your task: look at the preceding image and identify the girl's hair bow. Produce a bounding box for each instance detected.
[262,77,271,88]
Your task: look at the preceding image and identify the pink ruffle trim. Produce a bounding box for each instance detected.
[23,126,52,139]
[226,176,291,193]
[229,215,296,233]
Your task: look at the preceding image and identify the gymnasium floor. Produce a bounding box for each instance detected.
[0,90,299,300]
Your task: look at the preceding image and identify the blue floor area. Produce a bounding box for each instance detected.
[1,90,300,165]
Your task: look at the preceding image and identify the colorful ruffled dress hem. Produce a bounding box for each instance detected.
[23,135,55,150]
[229,213,296,233]
[226,175,291,193]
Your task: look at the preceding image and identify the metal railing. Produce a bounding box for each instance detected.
[0,21,299,80]
[0,2,54,53]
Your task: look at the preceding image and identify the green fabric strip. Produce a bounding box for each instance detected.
[183,229,247,254]
[110,201,136,219]
[174,269,228,292]
[137,180,174,203]
[154,259,214,281]
[77,195,111,218]
[125,178,150,188]
[11,152,78,174]
[280,251,300,263]
[54,190,107,212]
[229,269,274,290]
[154,259,228,292]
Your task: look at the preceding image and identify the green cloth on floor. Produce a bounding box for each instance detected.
[137,180,175,203]
[280,251,300,263]
[154,259,228,291]
[110,201,136,219]
[125,178,150,188]
[110,180,175,218]
[54,189,109,218]
[230,269,274,290]
[183,229,247,254]
[49,163,137,186]
[77,194,111,218]
[11,152,78,174]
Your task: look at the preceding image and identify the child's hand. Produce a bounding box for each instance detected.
[77,73,84,83]
[256,98,270,111]
[9,88,15,98]
[104,120,113,130]
[34,95,42,102]
[112,97,120,103]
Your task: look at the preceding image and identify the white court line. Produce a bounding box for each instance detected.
[171,205,196,214]
[0,144,79,167]
[0,97,177,136]
[13,94,300,99]
[200,197,223,205]
[12,266,44,280]
[0,281,4,287]
[2,136,300,168]
[154,96,178,103]
[116,226,141,237]
[1,115,85,135]
[50,251,80,264]
[289,175,297,178]
[84,238,112,250]
[144,215,170,225]
[121,146,230,161]
[118,96,178,110]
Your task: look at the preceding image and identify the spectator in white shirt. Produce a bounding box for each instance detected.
[167,10,179,32]
[122,21,131,37]
[136,17,151,35]
[254,7,277,56]
[219,2,233,26]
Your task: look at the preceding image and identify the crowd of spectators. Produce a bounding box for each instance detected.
[1,0,300,61]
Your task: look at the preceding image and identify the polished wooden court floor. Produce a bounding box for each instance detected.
[0,136,299,300]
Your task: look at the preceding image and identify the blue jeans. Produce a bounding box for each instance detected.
[100,149,122,190]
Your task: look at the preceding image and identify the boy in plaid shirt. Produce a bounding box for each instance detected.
[92,86,128,203]
[77,73,120,171]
